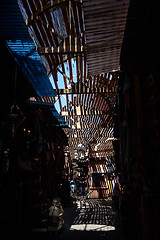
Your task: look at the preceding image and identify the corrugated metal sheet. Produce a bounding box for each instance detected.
[0,0,56,97]
[83,0,130,76]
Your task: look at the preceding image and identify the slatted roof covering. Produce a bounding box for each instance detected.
[0,0,130,162]
[83,0,130,76]
[16,0,125,161]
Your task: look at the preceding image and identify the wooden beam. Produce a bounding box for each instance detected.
[37,43,85,55]
[61,108,109,116]
[67,132,112,138]
[55,86,117,94]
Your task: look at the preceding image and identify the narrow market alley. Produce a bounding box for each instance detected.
[0,1,160,240]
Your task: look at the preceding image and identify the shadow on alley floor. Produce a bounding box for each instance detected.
[28,198,124,240]
[61,198,124,240]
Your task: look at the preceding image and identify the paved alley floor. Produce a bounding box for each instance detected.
[30,198,124,240]
[31,199,123,240]
[59,198,124,240]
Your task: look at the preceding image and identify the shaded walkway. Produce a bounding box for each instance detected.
[26,198,124,240]
[12,199,124,240]
[58,198,124,240]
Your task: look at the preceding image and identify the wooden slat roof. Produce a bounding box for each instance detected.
[83,0,130,76]
[3,0,129,161]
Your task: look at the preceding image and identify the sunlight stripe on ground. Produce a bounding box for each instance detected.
[70,224,115,231]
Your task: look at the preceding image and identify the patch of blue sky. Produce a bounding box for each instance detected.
[61,95,67,106]
[54,100,60,113]
[57,70,65,89]
[54,95,67,113]
[64,61,70,85]
[68,94,72,104]
[49,75,56,89]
